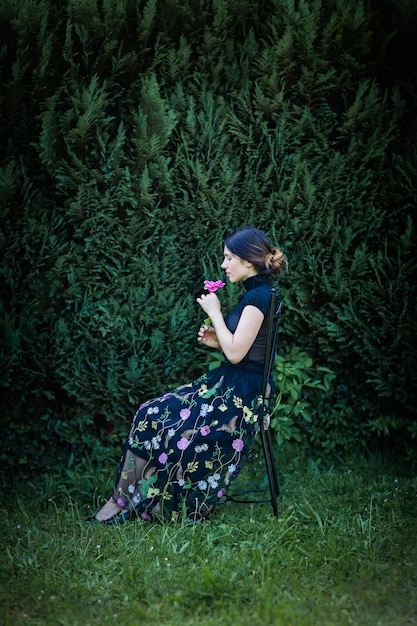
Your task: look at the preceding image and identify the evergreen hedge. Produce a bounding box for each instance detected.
[1,0,416,480]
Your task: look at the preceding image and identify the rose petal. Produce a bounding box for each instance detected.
[204,280,225,292]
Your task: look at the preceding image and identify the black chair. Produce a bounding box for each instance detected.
[222,288,283,517]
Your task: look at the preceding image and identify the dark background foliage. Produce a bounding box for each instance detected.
[1,0,416,482]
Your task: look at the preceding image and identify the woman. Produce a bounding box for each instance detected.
[92,227,287,524]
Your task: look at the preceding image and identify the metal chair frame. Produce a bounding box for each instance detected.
[222,288,282,517]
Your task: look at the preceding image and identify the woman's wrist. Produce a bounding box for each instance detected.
[209,310,223,325]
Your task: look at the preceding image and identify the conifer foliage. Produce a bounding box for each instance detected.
[1,0,416,477]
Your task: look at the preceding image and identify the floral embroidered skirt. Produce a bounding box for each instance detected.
[113,361,267,523]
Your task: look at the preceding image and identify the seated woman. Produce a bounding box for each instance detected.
[91,226,287,524]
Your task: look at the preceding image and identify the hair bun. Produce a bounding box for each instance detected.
[269,247,288,275]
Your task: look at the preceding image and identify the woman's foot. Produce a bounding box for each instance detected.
[95,497,123,522]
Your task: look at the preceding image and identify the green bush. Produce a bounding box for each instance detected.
[1,0,416,481]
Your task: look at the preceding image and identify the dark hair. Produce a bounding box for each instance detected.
[224,227,288,276]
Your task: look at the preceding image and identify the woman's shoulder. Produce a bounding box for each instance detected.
[241,284,272,314]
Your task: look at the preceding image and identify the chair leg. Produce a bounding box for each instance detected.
[260,422,280,517]
[219,425,280,514]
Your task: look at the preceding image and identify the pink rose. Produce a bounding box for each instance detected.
[158,452,168,465]
[200,425,211,436]
[204,280,225,293]
[232,438,244,452]
[180,408,191,420]
[177,437,190,450]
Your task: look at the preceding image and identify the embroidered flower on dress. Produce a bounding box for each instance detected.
[158,452,168,465]
[233,464,242,476]
[243,406,254,422]
[200,425,211,436]
[128,484,135,494]
[177,437,190,450]
[228,464,237,473]
[195,443,209,453]
[200,403,213,417]
[207,474,220,489]
[151,435,161,449]
[217,488,227,498]
[198,480,207,490]
[147,406,159,415]
[198,384,208,397]
[116,497,125,507]
[178,479,185,487]
[180,408,191,420]
[232,438,244,451]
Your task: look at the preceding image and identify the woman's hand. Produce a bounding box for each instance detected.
[196,292,221,318]
[196,293,222,350]
[197,325,220,349]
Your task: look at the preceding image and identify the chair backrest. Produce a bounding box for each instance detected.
[220,286,283,514]
[261,287,283,402]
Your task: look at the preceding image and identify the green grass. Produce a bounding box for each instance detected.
[1,445,416,626]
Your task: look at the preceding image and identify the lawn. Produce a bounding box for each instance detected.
[1,445,416,625]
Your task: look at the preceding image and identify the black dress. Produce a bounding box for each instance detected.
[113,275,274,523]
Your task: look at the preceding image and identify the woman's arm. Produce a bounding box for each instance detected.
[196,293,264,364]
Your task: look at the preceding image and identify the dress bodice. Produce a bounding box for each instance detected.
[225,275,274,364]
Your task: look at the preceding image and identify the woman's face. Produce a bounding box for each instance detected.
[221,246,257,283]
